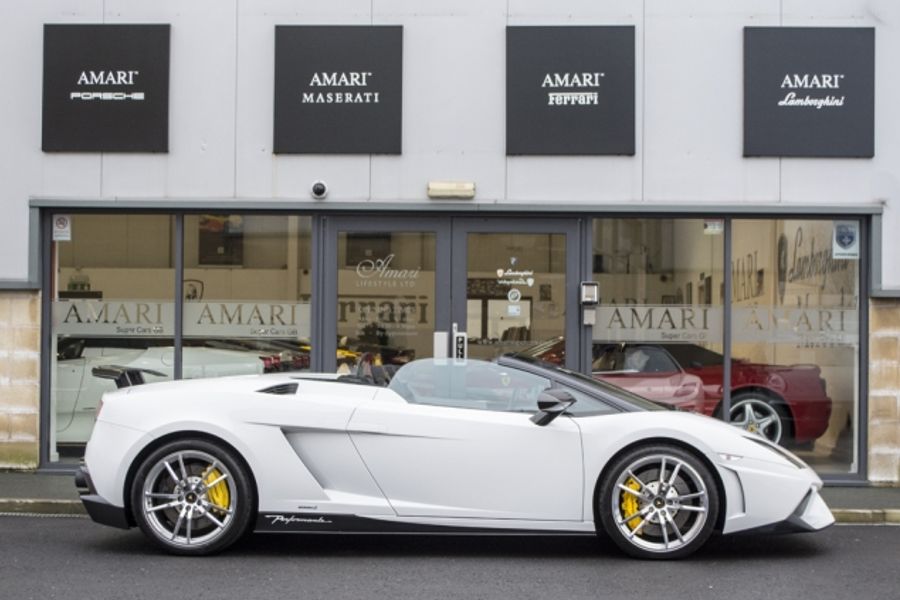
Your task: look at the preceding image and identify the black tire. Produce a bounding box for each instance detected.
[598,444,719,560]
[729,392,792,446]
[130,438,255,555]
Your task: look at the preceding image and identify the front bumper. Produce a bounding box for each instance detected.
[75,466,131,530]
[739,486,835,535]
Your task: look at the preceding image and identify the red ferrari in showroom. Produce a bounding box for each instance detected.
[523,339,832,446]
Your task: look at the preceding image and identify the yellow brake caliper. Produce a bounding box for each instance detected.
[620,477,642,533]
[203,467,230,514]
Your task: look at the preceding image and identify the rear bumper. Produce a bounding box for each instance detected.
[75,466,131,530]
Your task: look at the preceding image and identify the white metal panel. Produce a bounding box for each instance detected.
[102,0,237,197]
[235,0,373,200]
[369,14,508,202]
[643,0,782,204]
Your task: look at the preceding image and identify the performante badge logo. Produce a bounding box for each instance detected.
[265,514,332,526]
[835,224,856,249]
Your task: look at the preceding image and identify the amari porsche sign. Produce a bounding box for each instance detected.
[743,27,875,158]
[506,26,635,156]
[42,24,170,152]
[274,26,403,154]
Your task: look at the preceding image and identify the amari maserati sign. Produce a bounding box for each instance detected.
[506,26,635,156]
[42,24,170,152]
[744,27,875,158]
[274,26,403,154]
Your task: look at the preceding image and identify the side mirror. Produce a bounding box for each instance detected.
[531,389,576,426]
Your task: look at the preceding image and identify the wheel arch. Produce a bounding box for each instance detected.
[122,430,259,528]
[592,437,728,533]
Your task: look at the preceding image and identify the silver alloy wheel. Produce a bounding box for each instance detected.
[730,397,783,444]
[610,453,710,554]
[140,449,237,548]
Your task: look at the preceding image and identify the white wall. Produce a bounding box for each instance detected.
[1,0,897,283]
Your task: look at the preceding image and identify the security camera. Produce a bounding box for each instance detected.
[310,181,328,199]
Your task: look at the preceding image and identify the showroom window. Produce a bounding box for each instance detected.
[731,219,861,475]
[50,214,176,461]
[182,215,313,377]
[590,218,726,414]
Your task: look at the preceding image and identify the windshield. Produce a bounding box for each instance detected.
[503,353,672,412]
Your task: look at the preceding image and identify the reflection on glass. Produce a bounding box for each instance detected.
[337,232,435,379]
[589,219,726,421]
[732,220,859,474]
[183,215,313,376]
[52,215,176,460]
[466,233,566,361]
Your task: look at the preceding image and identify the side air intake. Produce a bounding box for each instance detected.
[257,383,299,396]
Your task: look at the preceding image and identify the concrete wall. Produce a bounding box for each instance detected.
[0,292,40,469]
[868,299,900,483]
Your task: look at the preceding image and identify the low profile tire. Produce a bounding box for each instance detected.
[130,438,254,555]
[729,392,792,445]
[598,444,719,560]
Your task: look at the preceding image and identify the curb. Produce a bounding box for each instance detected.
[0,499,86,515]
[1,499,899,523]
[831,508,900,525]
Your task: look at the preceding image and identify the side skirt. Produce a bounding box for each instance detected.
[255,513,595,536]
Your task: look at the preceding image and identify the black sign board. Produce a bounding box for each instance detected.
[42,24,170,152]
[506,26,635,156]
[274,26,403,154]
[744,27,875,158]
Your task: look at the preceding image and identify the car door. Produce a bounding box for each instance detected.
[348,360,584,521]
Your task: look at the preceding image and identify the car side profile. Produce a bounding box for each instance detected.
[77,355,833,559]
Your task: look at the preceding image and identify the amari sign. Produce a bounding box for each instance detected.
[274,26,403,154]
[743,27,875,158]
[506,26,635,155]
[42,24,170,152]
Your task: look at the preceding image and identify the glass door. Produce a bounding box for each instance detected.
[322,217,451,375]
[324,216,581,374]
[451,219,581,368]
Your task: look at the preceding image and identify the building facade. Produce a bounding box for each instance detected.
[0,0,898,484]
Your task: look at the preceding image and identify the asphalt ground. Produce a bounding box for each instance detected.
[0,514,898,600]
[2,471,899,523]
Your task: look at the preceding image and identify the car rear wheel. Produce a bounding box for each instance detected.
[729,393,791,445]
[130,438,254,555]
[599,445,719,559]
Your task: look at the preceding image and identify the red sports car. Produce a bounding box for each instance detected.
[522,339,832,446]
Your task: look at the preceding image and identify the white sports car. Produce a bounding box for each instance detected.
[76,355,834,559]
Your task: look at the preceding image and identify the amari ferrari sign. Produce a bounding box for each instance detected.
[42,24,170,152]
[274,26,403,154]
[743,27,875,158]
[506,26,635,156]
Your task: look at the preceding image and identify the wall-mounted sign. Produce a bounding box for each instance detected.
[274,26,403,154]
[506,26,635,156]
[833,221,860,260]
[42,24,170,152]
[743,27,875,158]
[52,215,72,242]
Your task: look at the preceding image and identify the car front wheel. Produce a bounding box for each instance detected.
[599,444,719,559]
[130,438,254,555]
